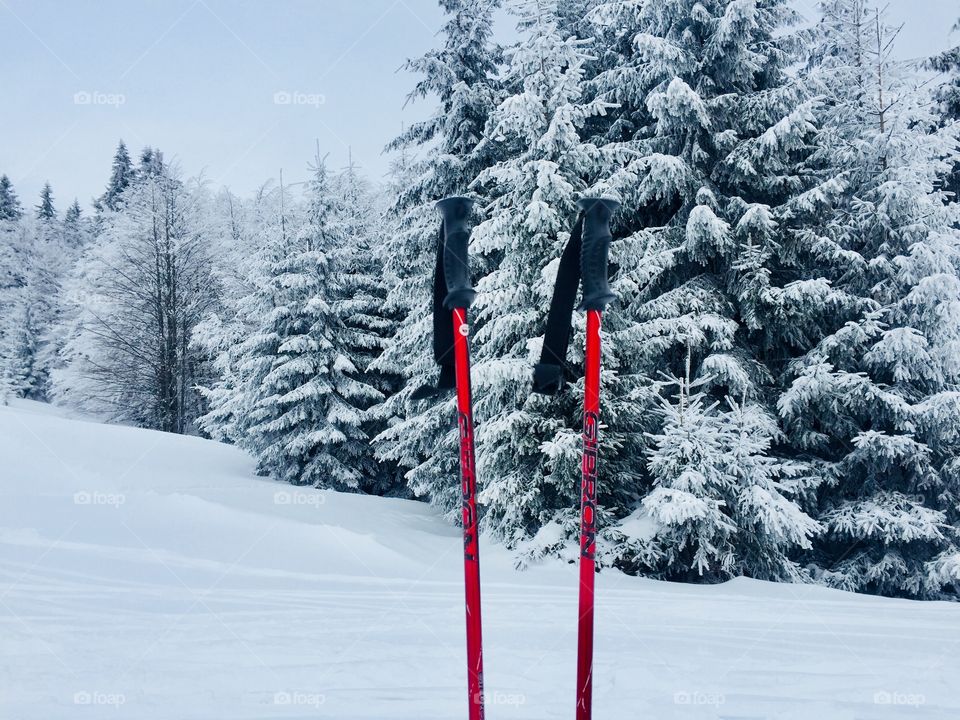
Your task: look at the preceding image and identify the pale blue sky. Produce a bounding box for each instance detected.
[1,0,956,214]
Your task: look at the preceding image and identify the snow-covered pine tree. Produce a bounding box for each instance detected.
[578,0,825,577]
[641,351,819,582]
[3,179,70,401]
[0,175,27,392]
[5,300,43,397]
[929,19,960,196]
[460,0,643,559]
[33,196,91,397]
[331,156,402,494]
[722,396,822,580]
[194,183,288,444]
[11,187,60,399]
[95,141,133,213]
[641,361,737,580]
[62,200,88,250]
[36,183,55,220]
[137,147,165,180]
[780,2,960,598]
[0,175,22,221]
[238,154,382,489]
[373,0,503,511]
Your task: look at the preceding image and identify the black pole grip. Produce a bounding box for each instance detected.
[435,196,477,310]
[577,197,620,311]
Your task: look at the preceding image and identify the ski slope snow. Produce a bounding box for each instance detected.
[1,399,958,719]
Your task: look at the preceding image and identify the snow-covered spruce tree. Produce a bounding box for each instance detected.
[137,147,165,180]
[331,159,403,494]
[53,157,218,432]
[372,0,503,511]
[236,155,382,490]
[94,140,134,213]
[61,200,89,251]
[0,175,22,221]
[2,181,73,401]
[193,183,288,444]
[5,301,42,398]
[36,183,55,221]
[0,176,26,293]
[8,240,51,400]
[28,183,77,400]
[779,2,960,598]
[460,0,645,560]
[643,370,736,579]
[0,175,26,393]
[577,0,823,578]
[643,352,819,581]
[36,199,91,395]
[929,19,960,197]
[0,219,37,399]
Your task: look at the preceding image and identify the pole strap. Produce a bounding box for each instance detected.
[410,224,458,400]
[532,214,584,395]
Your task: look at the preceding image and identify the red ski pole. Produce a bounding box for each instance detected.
[436,197,485,720]
[453,304,484,719]
[574,197,620,720]
[577,307,601,719]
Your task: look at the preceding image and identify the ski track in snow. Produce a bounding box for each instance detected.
[1,399,958,719]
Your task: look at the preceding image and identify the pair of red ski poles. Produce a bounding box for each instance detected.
[423,195,620,720]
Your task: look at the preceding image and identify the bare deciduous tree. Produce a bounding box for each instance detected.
[55,162,219,433]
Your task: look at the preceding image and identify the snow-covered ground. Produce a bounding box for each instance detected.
[1,399,958,719]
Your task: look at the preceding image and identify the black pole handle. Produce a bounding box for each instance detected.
[577,197,620,311]
[435,196,477,310]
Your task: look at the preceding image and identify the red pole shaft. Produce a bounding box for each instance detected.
[452,306,485,720]
[576,309,602,720]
